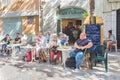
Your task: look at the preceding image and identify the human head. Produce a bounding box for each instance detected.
[6,34,9,37]
[52,34,57,41]
[59,32,63,35]
[47,31,51,34]
[37,32,43,38]
[6,34,10,38]
[79,32,86,40]
[108,30,112,34]
[16,33,20,37]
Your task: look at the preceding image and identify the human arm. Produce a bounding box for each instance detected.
[1,37,6,42]
[80,41,93,50]
[49,39,60,48]
[74,42,81,49]
[74,39,93,50]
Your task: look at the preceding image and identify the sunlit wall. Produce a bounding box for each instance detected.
[43,0,89,34]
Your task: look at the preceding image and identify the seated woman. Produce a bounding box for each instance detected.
[49,34,62,64]
[105,30,116,52]
[1,34,11,56]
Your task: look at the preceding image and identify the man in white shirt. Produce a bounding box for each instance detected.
[35,32,47,59]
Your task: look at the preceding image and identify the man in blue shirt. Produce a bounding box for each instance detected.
[70,32,93,70]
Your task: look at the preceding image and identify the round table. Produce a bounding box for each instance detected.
[57,46,74,68]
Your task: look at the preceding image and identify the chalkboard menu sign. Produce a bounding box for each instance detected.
[86,24,101,47]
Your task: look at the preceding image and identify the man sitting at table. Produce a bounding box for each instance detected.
[14,33,21,53]
[69,32,93,71]
[35,32,47,62]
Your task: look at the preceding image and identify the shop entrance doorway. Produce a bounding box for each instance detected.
[62,19,82,44]
[56,7,87,44]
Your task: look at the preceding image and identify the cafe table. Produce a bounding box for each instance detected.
[8,44,22,59]
[57,46,74,68]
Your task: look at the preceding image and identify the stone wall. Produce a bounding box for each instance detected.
[43,0,89,34]
[0,0,39,13]
[95,0,120,39]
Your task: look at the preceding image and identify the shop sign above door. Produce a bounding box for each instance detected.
[58,7,87,19]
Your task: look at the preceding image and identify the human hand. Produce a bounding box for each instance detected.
[79,46,85,50]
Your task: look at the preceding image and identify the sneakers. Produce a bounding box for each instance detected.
[73,68,81,72]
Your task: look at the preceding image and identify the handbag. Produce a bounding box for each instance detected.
[50,46,58,54]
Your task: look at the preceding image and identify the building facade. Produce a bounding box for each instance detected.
[0,0,120,48]
[43,0,120,48]
[0,0,39,39]
[94,0,120,48]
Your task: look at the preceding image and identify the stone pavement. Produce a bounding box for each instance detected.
[0,51,120,80]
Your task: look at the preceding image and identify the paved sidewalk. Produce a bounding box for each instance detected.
[0,51,120,80]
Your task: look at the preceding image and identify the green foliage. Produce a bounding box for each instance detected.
[83,12,89,18]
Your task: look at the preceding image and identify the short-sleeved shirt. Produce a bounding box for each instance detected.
[75,38,92,52]
[15,37,21,43]
[109,34,115,41]
[37,36,47,48]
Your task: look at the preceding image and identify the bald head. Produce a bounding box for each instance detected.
[80,32,86,40]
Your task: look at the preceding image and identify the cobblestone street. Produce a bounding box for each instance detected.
[0,51,120,80]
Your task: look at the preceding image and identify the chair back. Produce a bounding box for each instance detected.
[94,45,107,57]
[111,40,117,52]
[93,45,108,72]
[104,48,108,59]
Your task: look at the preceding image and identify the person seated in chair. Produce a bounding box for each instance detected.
[14,33,21,44]
[14,33,21,53]
[49,34,62,64]
[1,34,11,56]
[6,33,21,55]
[69,32,93,71]
[105,30,116,52]
[35,32,47,62]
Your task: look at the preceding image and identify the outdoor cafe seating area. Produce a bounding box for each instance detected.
[0,33,109,72]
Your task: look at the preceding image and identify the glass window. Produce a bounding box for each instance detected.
[27,16,34,24]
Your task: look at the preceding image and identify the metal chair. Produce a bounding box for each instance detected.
[90,45,108,72]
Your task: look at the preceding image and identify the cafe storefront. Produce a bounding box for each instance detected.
[57,7,86,43]
[56,7,87,43]
[57,7,87,33]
